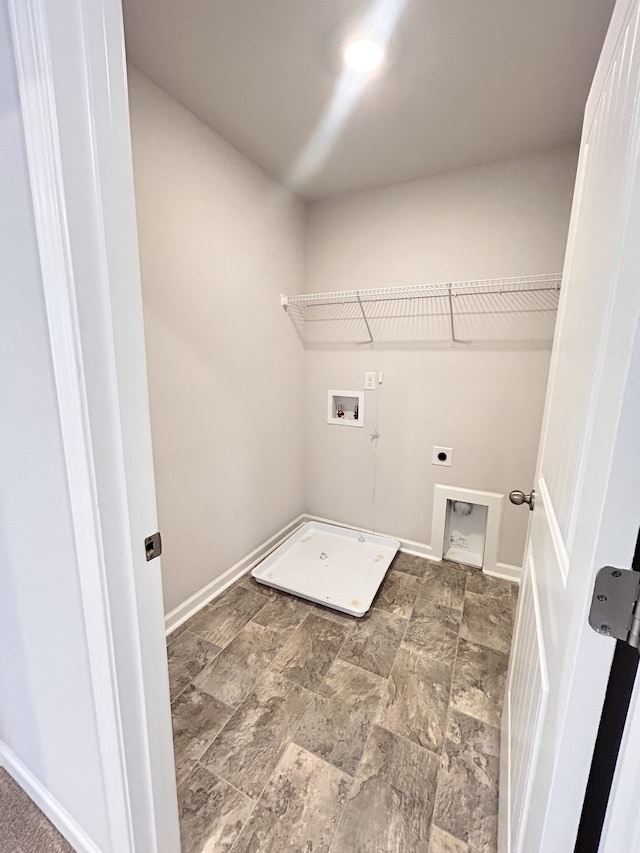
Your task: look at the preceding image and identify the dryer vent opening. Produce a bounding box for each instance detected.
[443,499,488,568]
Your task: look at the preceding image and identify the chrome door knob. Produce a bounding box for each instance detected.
[509,489,536,511]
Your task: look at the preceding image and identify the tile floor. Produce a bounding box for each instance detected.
[168,553,518,853]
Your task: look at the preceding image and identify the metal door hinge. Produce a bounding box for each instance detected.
[589,566,640,648]
[145,531,162,562]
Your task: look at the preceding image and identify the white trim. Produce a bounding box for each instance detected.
[302,513,435,558]
[165,513,435,632]
[487,562,522,584]
[515,557,549,853]
[536,475,570,585]
[164,509,521,638]
[7,2,134,849]
[0,742,102,853]
[165,515,307,634]
[430,484,505,574]
[500,689,513,853]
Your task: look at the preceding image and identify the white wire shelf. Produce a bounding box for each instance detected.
[281,274,562,347]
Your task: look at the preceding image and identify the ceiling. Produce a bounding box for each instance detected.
[122,0,615,200]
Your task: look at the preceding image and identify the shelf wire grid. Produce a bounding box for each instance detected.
[282,274,562,346]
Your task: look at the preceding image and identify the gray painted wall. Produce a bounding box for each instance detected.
[303,147,579,566]
[130,62,578,604]
[128,69,306,613]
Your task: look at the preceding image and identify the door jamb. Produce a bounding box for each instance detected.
[6,0,180,850]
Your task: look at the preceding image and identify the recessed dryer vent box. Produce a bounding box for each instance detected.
[444,499,488,568]
[327,390,364,427]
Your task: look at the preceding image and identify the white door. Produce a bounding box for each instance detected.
[500,1,640,850]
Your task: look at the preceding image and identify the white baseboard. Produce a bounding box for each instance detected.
[164,515,306,635]
[0,742,101,853]
[443,545,483,568]
[303,515,521,581]
[301,514,435,559]
[164,512,520,636]
[486,561,522,583]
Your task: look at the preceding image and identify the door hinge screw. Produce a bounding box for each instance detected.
[590,566,640,648]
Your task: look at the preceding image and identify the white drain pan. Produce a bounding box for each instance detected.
[252,521,400,617]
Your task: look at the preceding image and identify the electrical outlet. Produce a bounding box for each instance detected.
[432,446,453,467]
[364,371,376,390]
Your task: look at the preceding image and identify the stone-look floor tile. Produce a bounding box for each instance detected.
[166,621,189,646]
[172,685,234,786]
[194,622,283,708]
[450,639,509,728]
[419,562,467,611]
[465,572,515,601]
[338,608,408,678]
[231,744,351,853]
[271,613,348,691]
[429,825,470,852]
[245,574,357,626]
[166,555,514,853]
[238,573,277,598]
[294,659,386,776]
[200,670,312,798]
[403,597,461,665]
[303,599,359,627]
[460,592,515,655]
[378,646,453,752]
[185,585,267,648]
[331,724,438,853]
[441,558,479,574]
[166,630,221,701]
[390,551,430,578]
[251,592,310,634]
[373,570,420,619]
[178,764,252,853]
[433,711,500,852]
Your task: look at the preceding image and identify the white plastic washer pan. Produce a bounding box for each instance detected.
[251,521,400,617]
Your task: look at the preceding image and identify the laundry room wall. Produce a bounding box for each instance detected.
[302,146,579,569]
[128,68,306,613]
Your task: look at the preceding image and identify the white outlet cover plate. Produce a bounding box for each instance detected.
[433,446,453,466]
[364,371,376,390]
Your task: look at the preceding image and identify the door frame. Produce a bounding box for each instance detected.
[595,335,640,851]
[6,0,180,850]
[10,0,640,851]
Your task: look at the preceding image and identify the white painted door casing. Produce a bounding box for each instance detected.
[7,0,181,850]
[500,1,640,850]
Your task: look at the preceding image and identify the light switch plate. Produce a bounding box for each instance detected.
[432,446,453,466]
